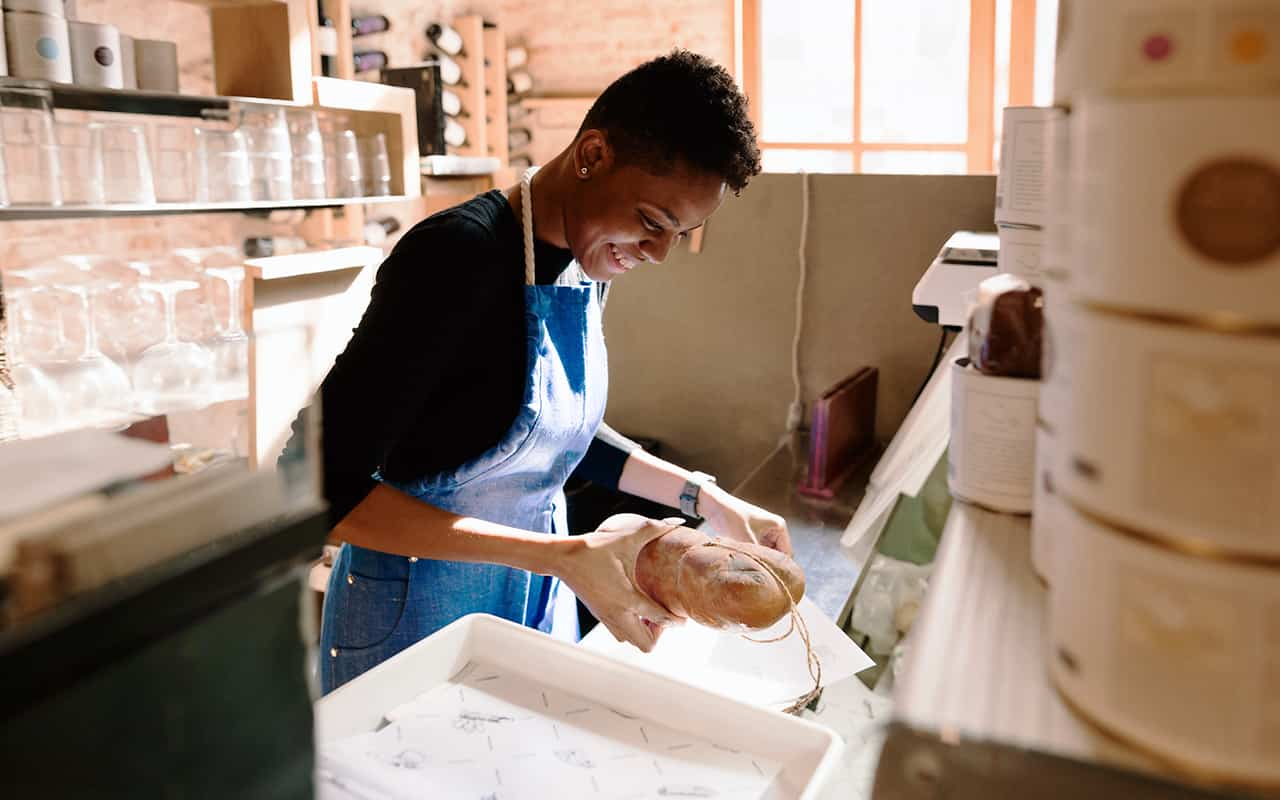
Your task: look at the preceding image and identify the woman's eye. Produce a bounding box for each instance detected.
[639,213,661,232]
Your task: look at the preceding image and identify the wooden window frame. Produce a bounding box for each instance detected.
[740,0,1039,174]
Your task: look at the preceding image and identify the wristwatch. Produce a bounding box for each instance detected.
[679,471,717,518]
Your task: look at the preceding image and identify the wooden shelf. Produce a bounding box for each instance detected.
[245,246,383,280]
[313,78,421,199]
[0,196,412,221]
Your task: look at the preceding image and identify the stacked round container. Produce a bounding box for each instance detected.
[1046,0,1280,788]
[3,0,73,84]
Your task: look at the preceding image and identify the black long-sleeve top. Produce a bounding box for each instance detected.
[305,190,636,528]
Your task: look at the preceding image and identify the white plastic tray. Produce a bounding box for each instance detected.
[315,613,843,799]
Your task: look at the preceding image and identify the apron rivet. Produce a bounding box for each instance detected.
[408,556,418,563]
[330,647,338,658]
[347,574,355,585]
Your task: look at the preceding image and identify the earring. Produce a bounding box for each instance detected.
[579,167,589,176]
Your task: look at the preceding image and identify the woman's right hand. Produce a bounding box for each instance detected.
[557,513,686,652]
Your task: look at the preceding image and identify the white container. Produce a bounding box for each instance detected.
[316,614,843,800]
[67,20,121,89]
[2,0,64,15]
[0,11,7,77]
[133,37,177,92]
[1030,425,1069,584]
[1038,276,1077,432]
[948,358,1039,514]
[996,224,1045,286]
[1042,112,1071,281]
[1049,503,1280,785]
[1055,0,1280,107]
[1062,305,1280,561]
[4,10,72,83]
[118,33,135,89]
[995,106,1064,228]
[1073,95,1280,325]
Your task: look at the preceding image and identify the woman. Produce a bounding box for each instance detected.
[312,50,789,693]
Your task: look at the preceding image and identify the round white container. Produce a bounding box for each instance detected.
[2,0,64,16]
[1055,0,1280,107]
[996,225,1045,286]
[1030,425,1071,584]
[67,20,121,89]
[3,10,72,83]
[1062,305,1280,560]
[133,38,177,92]
[1049,502,1280,785]
[1042,112,1071,281]
[1073,95,1280,325]
[995,106,1065,228]
[118,33,135,89]
[948,358,1040,514]
[1037,277,1077,433]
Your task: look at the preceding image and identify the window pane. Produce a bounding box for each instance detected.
[861,150,968,174]
[763,148,855,173]
[1034,0,1059,105]
[761,0,854,143]
[861,0,970,143]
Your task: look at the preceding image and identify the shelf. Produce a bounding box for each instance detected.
[0,195,411,221]
[0,77,231,119]
[245,245,383,280]
[874,502,1253,798]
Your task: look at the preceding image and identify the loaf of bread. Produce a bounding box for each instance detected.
[968,274,1044,379]
[634,524,806,630]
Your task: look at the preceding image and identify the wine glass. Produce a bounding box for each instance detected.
[3,285,68,438]
[53,256,136,425]
[130,262,216,415]
[173,247,249,402]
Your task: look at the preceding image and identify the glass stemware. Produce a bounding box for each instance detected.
[54,256,136,424]
[203,263,249,401]
[131,266,216,415]
[3,285,67,438]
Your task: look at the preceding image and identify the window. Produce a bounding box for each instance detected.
[742,0,1059,174]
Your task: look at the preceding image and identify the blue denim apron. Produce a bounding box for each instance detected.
[320,169,608,693]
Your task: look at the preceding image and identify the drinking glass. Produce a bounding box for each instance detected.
[0,133,10,208]
[331,129,363,198]
[288,110,326,201]
[194,127,252,203]
[131,267,216,415]
[1,88,62,207]
[240,105,293,202]
[50,264,135,425]
[3,285,68,438]
[152,123,196,203]
[56,121,105,206]
[361,132,391,196]
[95,122,156,205]
[203,263,249,401]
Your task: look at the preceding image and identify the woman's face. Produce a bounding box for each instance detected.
[565,150,728,283]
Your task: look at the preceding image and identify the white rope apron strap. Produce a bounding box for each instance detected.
[520,167,538,287]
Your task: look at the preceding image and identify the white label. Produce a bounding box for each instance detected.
[1142,354,1279,537]
[959,388,1037,495]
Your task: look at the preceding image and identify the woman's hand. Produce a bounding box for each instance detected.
[698,487,794,556]
[556,513,686,652]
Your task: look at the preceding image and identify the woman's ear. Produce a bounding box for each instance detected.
[573,129,613,177]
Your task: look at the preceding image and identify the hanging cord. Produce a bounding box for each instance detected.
[786,170,810,434]
[694,537,822,715]
[911,327,952,406]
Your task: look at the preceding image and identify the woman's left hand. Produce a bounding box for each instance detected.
[698,487,793,556]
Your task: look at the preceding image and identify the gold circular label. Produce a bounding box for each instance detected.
[1176,158,1280,266]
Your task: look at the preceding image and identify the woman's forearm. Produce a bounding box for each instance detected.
[617,447,721,514]
[334,483,575,576]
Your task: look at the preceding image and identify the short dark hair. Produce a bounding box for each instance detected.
[579,50,762,194]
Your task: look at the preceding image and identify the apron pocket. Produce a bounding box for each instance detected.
[327,571,410,651]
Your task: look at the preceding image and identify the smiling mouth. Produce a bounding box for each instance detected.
[608,243,637,273]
